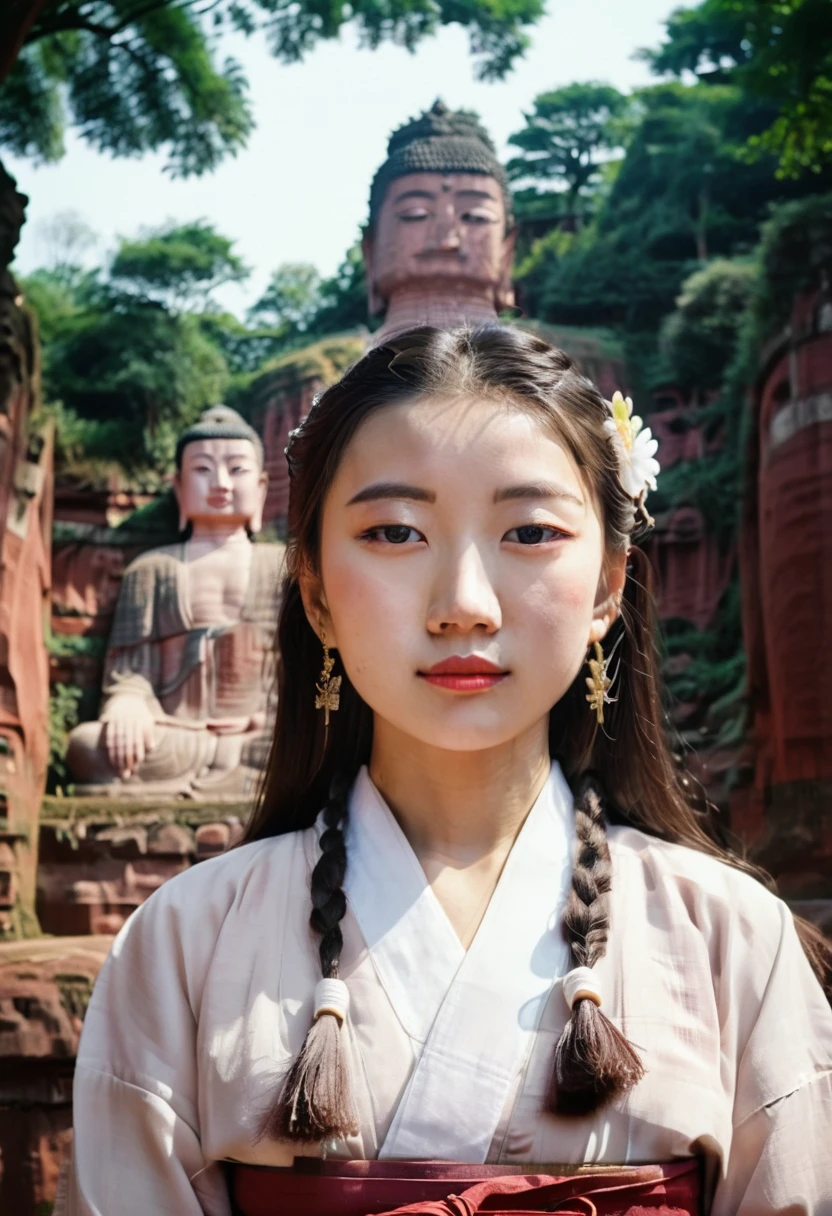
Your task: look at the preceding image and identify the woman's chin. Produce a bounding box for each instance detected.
[388,710,543,755]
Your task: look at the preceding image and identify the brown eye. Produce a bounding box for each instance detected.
[382,525,414,544]
[504,525,564,545]
[361,524,425,545]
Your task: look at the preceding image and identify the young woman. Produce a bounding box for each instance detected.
[65,326,832,1216]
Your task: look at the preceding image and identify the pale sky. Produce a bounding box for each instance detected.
[6,0,678,315]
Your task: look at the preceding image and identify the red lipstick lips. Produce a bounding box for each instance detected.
[419,655,508,692]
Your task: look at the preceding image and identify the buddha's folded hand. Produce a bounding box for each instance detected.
[102,696,158,778]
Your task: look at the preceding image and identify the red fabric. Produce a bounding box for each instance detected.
[231,1158,700,1216]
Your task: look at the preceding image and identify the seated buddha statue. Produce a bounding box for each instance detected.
[66,407,284,799]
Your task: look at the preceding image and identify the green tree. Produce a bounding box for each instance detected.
[641,0,832,177]
[21,266,87,343]
[32,281,229,475]
[198,310,287,376]
[1,0,545,175]
[660,259,756,393]
[247,263,321,332]
[110,221,249,312]
[307,241,371,336]
[527,83,809,345]
[506,83,627,226]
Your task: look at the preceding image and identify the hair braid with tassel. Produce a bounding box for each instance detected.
[260,774,359,1142]
[551,774,645,1115]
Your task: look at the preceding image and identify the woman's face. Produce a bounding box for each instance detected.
[305,394,625,754]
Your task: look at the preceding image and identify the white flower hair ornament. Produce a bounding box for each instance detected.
[604,390,661,528]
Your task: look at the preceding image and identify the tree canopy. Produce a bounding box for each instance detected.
[248,263,321,332]
[21,215,375,479]
[34,285,230,477]
[1,0,545,174]
[513,81,827,367]
[642,0,832,178]
[506,83,627,225]
[660,258,756,394]
[110,220,249,311]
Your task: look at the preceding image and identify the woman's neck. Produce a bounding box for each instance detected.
[368,717,551,866]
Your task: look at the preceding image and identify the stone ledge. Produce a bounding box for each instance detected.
[41,794,252,823]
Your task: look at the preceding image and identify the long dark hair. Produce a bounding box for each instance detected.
[245,325,829,1139]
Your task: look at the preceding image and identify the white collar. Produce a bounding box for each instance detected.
[344,762,576,1161]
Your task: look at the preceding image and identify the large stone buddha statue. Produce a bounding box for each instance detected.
[67,407,283,799]
[363,100,516,344]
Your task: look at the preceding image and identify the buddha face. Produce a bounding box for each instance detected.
[364,172,515,314]
[174,438,267,533]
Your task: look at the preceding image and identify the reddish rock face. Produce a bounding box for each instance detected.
[650,506,734,631]
[0,159,52,940]
[738,288,832,894]
[253,371,325,531]
[645,393,734,633]
[0,936,113,1214]
[745,290,832,788]
[52,543,129,635]
[35,813,242,935]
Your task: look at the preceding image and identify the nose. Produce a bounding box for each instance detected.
[426,543,501,635]
[425,202,462,253]
[213,463,232,490]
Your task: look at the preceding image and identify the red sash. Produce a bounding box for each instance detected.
[231,1158,701,1216]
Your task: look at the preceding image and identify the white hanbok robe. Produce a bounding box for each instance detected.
[65,763,832,1215]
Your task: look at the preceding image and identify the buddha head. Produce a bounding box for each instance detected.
[174,406,267,534]
[363,100,516,317]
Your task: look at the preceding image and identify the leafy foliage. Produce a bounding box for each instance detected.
[507,83,627,225]
[642,0,832,178]
[2,0,545,172]
[753,191,832,331]
[3,3,253,175]
[111,221,249,311]
[515,81,828,387]
[306,241,372,337]
[23,216,376,484]
[660,259,756,393]
[248,263,321,332]
[26,268,230,477]
[48,682,83,792]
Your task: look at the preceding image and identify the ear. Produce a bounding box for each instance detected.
[249,471,268,535]
[495,226,517,312]
[297,559,337,649]
[362,230,385,317]
[588,549,628,646]
[172,472,188,533]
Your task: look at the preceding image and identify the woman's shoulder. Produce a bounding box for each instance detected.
[114,826,317,950]
[607,821,787,933]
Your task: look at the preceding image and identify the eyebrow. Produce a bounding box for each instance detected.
[455,189,496,201]
[493,482,584,508]
[346,481,583,508]
[347,481,436,506]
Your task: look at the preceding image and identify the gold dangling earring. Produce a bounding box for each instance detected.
[585,640,613,725]
[315,625,342,727]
